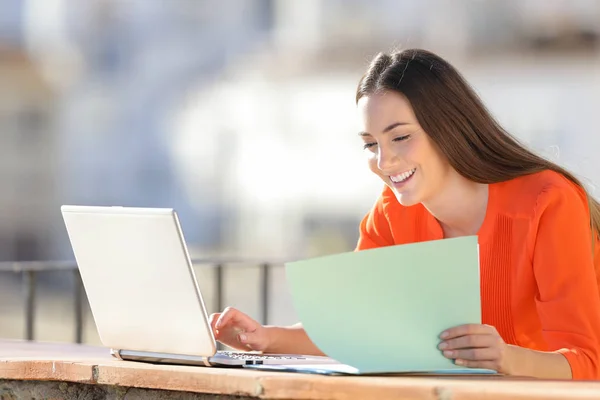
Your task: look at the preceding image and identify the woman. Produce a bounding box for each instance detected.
[209,48,600,380]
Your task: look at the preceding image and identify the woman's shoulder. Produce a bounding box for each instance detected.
[495,169,589,214]
[365,185,424,224]
[502,169,584,194]
[378,185,425,213]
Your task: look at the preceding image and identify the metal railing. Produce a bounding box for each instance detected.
[0,259,282,344]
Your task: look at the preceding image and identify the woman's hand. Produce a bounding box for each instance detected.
[438,324,512,373]
[208,307,272,352]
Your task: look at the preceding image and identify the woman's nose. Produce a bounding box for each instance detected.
[377,146,400,172]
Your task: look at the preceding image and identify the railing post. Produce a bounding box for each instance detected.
[73,269,84,343]
[8,258,277,345]
[214,264,224,313]
[214,264,224,350]
[259,263,270,325]
[22,270,36,341]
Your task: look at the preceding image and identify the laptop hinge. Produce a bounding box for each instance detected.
[110,348,123,360]
[113,349,211,367]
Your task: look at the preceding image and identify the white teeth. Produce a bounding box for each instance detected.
[390,168,416,183]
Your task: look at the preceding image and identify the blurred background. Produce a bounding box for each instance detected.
[1,0,600,346]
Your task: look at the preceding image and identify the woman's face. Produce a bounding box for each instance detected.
[357,91,452,206]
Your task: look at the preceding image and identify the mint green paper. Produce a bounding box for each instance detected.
[285,236,482,374]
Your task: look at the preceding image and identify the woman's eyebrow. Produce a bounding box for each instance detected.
[358,121,410,137]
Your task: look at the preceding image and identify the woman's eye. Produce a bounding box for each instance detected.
[363,134,409,150]
[393,134,411,142]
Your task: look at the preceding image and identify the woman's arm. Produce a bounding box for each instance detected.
[264,323,325,356]
[439,324,573,378]
[210,309,324,355]
[526,183,600,379]
[355,187,395,251]
[507,345,571,379]
[441,181,600,379]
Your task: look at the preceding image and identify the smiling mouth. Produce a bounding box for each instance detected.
[389,168,416,183]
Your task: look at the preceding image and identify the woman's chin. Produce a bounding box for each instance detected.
[393,190,420,207]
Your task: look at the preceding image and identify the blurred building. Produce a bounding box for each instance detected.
[1,0,600,341]
[0,48,58,261]
[0,0,599,261]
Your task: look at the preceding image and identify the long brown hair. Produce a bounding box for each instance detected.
[356,48,600,240]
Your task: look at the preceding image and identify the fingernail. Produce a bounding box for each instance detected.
[239,334,247,342]
[440,331,449,339]
[443,350,454,357]
[438,342,447,350]
[455,359,464,365]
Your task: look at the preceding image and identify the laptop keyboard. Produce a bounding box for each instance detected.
[220,351,306,360]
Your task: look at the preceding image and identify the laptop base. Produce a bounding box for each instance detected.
[112,349,253,367]
[111,348,332,367]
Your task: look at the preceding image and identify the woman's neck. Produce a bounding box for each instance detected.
[422,175,489,238]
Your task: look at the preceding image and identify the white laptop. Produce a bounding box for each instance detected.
[61,205,334,367]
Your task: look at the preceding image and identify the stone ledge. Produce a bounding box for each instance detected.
[4,340,600,399]
[95,362,267,397]
[0,360,96,383]
[0,379,254,400]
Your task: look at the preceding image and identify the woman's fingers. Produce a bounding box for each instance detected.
[439,333,500,351]
[236,330,269,351]
[439,324,507,373]
[441,346,500,362]
[453,359,499,371]
[441,324,496,339]
[208,313,220,332]
[215,307,259,332]
[209,307,269,351]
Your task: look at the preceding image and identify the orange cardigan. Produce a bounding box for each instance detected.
[356,170,600,379]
